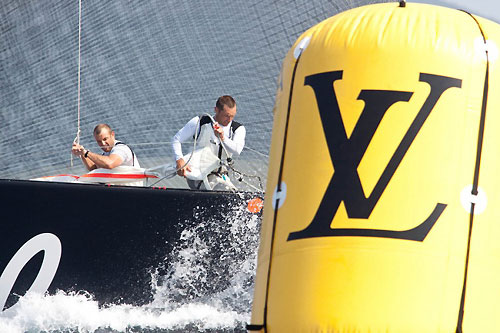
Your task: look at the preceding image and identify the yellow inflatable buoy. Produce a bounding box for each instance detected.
[249,2,500,332]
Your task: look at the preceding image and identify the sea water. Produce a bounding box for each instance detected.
[0,201,261,333]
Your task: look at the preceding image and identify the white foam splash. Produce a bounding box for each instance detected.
[0,291,248,332]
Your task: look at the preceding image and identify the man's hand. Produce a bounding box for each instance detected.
[72,143,86,157]
[176,158,192,177]
[213,122,224,141]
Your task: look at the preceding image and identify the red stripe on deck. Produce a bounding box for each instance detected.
[40,174,80,179]
[80,173,158,179]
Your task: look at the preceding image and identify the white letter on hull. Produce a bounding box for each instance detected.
[0,233,62,311]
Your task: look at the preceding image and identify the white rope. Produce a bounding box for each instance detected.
[240,145,268,158]
[148,116,204,186]
[71,0,83,167]
[125,141,268,158]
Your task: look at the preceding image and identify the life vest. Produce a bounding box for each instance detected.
[194,115,242,164]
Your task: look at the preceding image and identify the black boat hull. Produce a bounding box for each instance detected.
[0,179,262,310]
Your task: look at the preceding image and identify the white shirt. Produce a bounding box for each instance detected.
[103,141,141,168]
[172,116,246,161]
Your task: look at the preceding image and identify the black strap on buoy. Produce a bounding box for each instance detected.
[246,324,265,331]
[455,10,490,333]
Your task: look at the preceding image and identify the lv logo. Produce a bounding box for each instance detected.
[288,71,462,242]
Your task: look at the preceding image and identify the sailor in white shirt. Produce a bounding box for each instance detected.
[72,123,140,171]
[172,95,246,190]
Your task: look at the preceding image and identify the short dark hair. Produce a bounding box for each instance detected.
[215,95,236,110]
[93,123,112,136]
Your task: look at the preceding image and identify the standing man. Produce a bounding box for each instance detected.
[72,123,140,171]
[172,95,246,190]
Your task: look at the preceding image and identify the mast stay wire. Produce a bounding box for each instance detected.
[71,0,83,167]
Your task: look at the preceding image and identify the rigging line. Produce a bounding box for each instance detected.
[227,165,264,192]
[76,0,82,144]
[147,116,204,187]
[241,145,269,158]
[123,141,269,158]
[123,141,178,147]
[71,0,83,167]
